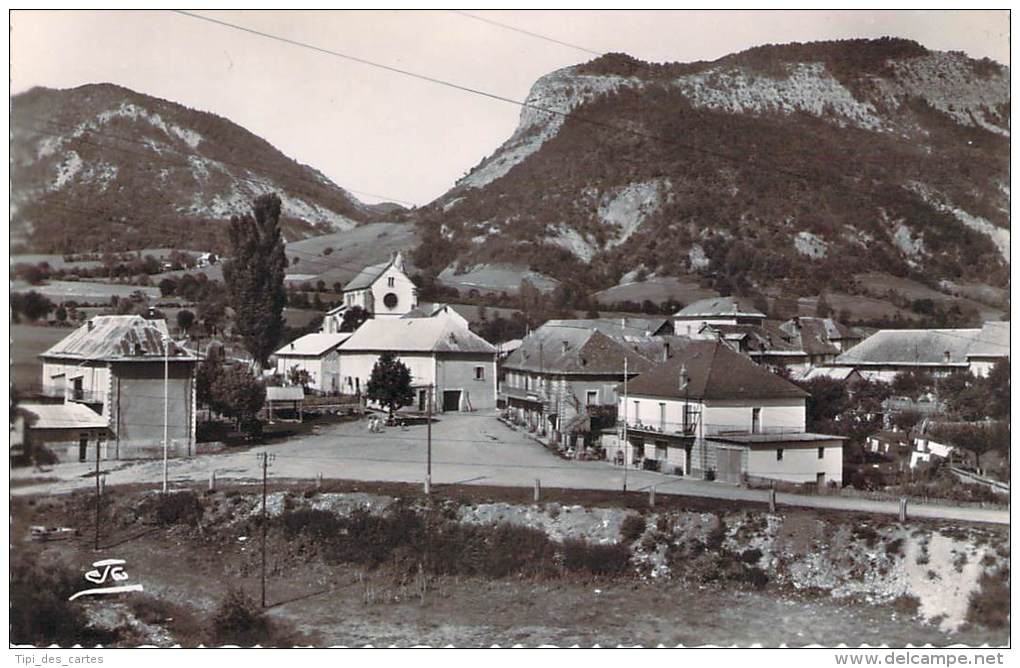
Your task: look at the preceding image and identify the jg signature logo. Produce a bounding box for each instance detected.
[68,559,144,601]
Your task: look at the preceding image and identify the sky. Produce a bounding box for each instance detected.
[10,10,1011,206]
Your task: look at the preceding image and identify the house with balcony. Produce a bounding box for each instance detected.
[500,322,656,447]
[619,339,844,486]
[37,315,198,461]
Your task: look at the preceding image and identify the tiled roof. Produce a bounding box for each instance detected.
[339,318,495,354]
[22,402,108,430]
[625,339,808,401]
[778,318,840,357]
[793,366,860,382]
[834,328,984,366]
[275,332,350,357]
[40,316,191,362]
[674,296,765,319]
[502,324,655,375]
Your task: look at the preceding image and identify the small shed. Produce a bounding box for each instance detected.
[266,386,306,422]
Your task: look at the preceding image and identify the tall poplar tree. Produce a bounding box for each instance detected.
[222,193,287,372]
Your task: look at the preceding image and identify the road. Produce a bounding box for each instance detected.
[12,413,1008,525]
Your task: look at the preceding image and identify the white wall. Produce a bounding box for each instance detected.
[42,361,110,400]
[341,351,436,396]
[743,440,843,484]
[370,264,418,318]
[622,395,806,435]
[274,352,342,393]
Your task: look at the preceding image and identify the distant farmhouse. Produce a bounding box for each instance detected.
[831,321,1009,381]
[24,315,197,462]
[321,251,418,332]
[617,339,844,486]
[338,317,497,412]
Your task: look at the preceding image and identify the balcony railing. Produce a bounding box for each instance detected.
[624,418,699,438]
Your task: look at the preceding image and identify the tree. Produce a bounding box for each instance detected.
[20,291,54,321]
[930,422,1009,471]
[54,306,67,323]
[159,278,178,297]
[177,309,195,334]
[196,346,224,411]
[366,351,413,417]
[222,194,287,373]
[211,365,266,431]
[340,306,370,332]
[287,365,313,390]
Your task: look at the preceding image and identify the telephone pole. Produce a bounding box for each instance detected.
[257,451,275,607]
[425,384,433,494]
[94,437,101,551]
[162,333,170,494]
[623,355,629,493]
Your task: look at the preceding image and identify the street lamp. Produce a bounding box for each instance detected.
[162,332,170,494]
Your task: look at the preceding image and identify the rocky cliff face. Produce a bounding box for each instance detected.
[421,40,1009,296]
[10,84,389,253]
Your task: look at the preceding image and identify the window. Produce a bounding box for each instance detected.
[586,390,598,405]
[659,403,666,430]
[818,447,825,459]
[387,276,395,287]
[776,448,784,462]
[633,401,640,423]
[474,366,485,380]
[752,407,762,434]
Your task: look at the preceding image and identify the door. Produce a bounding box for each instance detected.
[816,472,826,490]
[442,390,461,412]
[418,389,427,412]
[79,434,88,462]
[716,448,742,484]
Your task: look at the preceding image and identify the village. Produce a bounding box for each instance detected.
[11,243,1010,518]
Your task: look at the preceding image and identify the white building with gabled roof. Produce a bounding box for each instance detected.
[338,318,497,412]
[673,296,767,337]
[273,332,351,393]
[321,252,418,333]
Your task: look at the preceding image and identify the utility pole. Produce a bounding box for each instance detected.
[94,437,101,551]
[257,451,275,607]
[425,384,433,495]
[623,355,629,493]
[162,333,170,494]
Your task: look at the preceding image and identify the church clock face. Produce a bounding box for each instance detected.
[383,292,399,309]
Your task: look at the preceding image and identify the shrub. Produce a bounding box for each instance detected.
[10,556,118,646]
[706,517,727,551]
[967,567,1010,629]
[619,514,647,543]
[32,444,60,466]
[479,523,557,578]
[739,548,763,564]
[148,491,204,526]
[852,524,880,548]
[281,508,341,540]
[744,566,769,589]
[885,537,905,557]
[561,539,632,576]
[211,588,271,646]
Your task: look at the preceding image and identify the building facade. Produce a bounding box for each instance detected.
[338,318,497,412]
[321,252,418,333]
[38,315,198,460]
[272,332,350,393]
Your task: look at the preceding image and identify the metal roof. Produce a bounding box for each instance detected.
[275,332,351,357]
[834,328,986,366]
[339,318,496,354]
[21,402,109,430]
[40,315,194,362]
[968,321,1010,359]
[266,386,305,402]
[674,296,766,319]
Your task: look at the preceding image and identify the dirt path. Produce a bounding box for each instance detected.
[12,414,1007,525]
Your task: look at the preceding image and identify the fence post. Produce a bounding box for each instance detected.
[769,483,776,513]
[534,478,541,503]
[209,469,216,492]
[98,474,106,496]
[649,485,656,508]
[899,497,907,522]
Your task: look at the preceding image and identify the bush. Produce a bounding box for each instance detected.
[885,537,905,557]
[967,567,1010,629]
[739,548,763,564]
[281,508,341,540]
[619,514,647,543]
[10,556,119,646]
[561,539,632,575]
[32,444,60,466]
[479,523,557,578]
[744,566,769,590]
[153,491,204,527]
[211,588,271,646]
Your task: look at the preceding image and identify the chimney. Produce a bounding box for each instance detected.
[87,320,94,332]
[663,341,671,361]
[943,350,951,363]
[290,342,295,350]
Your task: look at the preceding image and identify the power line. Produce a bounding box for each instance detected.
[451,11,603,56]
